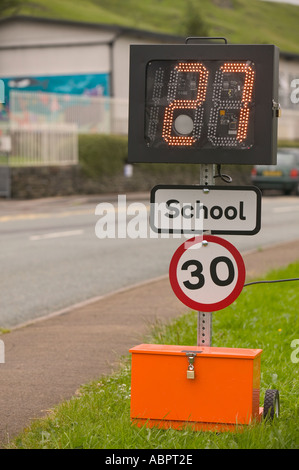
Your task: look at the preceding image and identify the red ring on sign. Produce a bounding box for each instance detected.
[169,235,246,312]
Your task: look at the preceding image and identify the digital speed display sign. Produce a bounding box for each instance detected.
[128,44,279,165]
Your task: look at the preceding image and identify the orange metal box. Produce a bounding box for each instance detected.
[130,344,263,431]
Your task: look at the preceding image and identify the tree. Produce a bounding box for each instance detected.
[181,0,209,38]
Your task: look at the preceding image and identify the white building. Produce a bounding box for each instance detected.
[0,16,180,100]
[0,15,298,139]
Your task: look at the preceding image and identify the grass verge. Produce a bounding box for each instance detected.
[8,262,299,449]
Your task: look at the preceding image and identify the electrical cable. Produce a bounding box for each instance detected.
[214,164,233,183]
[244,278,299,287]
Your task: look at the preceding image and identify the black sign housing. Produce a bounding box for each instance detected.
[128,44,279,165]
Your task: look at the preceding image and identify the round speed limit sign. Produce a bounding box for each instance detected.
[169,235,246,312]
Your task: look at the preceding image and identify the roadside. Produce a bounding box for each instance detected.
[0,192,150,219]
[1,237,299,447]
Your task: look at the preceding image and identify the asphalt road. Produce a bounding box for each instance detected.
[1,193,299,328]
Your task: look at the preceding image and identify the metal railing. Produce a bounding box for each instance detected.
[9,122,78,166]
[4,89,299,164]
[10,90,129,135]
[0,121,78,167]
[3,91,129,168]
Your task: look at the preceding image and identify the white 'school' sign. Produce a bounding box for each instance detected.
[169,235,246,312]
[150,185,261,235]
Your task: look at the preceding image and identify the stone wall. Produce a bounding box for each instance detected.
[8,164,253,199]
[10,165,96,199]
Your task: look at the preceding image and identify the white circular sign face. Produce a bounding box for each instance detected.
[169,235,246,312]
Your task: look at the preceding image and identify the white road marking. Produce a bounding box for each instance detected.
[29,230,83,241]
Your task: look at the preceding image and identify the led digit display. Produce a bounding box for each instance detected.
[145,60,255,150]
[128,44,279,165]
[160,62,209,146]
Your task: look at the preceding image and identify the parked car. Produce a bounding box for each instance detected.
[251,148,299,195]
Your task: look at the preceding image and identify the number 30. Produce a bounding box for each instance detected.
[182,256,235,290]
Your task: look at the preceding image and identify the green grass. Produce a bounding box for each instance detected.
[8,261,299,449]
[5,0,299,54]
[278,140,299,149]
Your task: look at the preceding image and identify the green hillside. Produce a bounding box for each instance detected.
[3,0,299,54]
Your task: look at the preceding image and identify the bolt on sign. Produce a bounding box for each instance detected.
[128,44,279,165]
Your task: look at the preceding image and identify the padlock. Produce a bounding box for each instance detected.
[187,367,195,380]
[186,352,196,380]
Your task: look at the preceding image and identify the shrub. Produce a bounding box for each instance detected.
[78,134,128,178]
[78,134,253,187]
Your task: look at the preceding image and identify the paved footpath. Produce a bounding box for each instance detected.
[1,238,299,447]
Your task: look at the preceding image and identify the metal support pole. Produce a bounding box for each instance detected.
[197,311,212,347]
[197,164,215,347]
[199,163,215,187]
